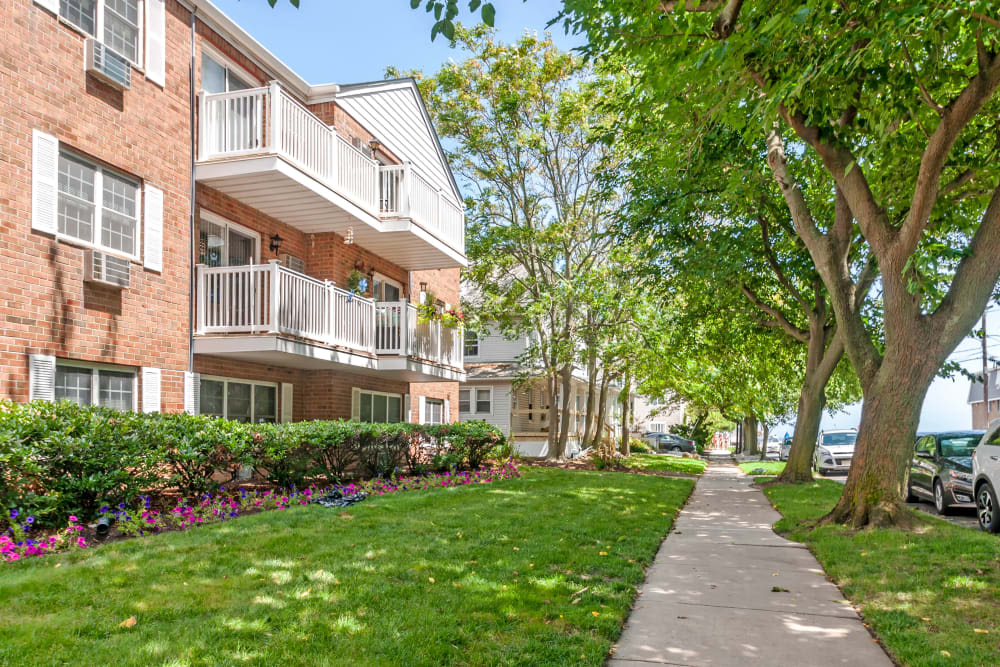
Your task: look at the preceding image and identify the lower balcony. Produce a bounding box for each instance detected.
[193,262,464,382]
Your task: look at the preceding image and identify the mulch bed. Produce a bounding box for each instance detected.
[520,459,700,479]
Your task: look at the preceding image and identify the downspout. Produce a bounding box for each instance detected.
[187,4,197,372]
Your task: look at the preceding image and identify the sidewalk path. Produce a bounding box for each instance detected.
[609,463,892,666]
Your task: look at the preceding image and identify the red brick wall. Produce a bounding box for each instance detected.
[0,0,194,409]
[410,268,460,306]
[306,232,408,295]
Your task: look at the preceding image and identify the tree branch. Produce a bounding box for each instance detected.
[740,283,809,343]
[757,213,811,314]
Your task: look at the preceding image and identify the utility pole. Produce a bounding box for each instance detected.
[983,313,990,427]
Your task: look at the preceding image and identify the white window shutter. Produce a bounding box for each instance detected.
[145,0,166,87]
[404,394,411,422]
[34,0,59,14]
[351,387,361,421]
[28,354,56,401]
[444,399,451,423]
[417,396,426,425]
[141,367,162,413]
[183,371,200,415]
[281,383,294,423]
[32,130,59,235]
[144,184,164,272]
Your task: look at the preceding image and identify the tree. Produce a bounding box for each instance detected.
[416,26,620,460]
[561,0,1000,526]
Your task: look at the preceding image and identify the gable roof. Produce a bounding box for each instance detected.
[336,79,462,202]
[968,368,1000,404]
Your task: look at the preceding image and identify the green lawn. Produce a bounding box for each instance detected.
[737,461,785,476]
[763,480,1000,666]
[624,453,706,475]
[0,467,693,666]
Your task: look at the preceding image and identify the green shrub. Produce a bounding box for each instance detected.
[629,437,653,454]
[0,400,506,526]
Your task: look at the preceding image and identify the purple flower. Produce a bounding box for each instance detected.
[9,509,17,520]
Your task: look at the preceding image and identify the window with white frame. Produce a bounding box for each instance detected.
[200,377,277,423]
[60,0,143,64]
[357,390,403,424]
[371,274,402,302]
[649,422,665,433]
[57,150,139,257]
[459,389,471,413]
[475,388,492,414]
[198,212,258,267]
[464,331,479,357]
[54,362,136,410]
[424,398,444,425]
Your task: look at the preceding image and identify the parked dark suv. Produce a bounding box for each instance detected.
[906,431,983,514]
[644,432,696,453]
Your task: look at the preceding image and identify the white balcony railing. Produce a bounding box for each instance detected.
[374,300,463,368]
[195,264,463,369]
[196,261,375,353]
[198,81,465,254]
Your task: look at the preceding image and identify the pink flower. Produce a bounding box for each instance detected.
[68,515,78,522]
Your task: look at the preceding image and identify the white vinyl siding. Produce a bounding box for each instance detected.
[199,376,277,424]
[458,383,511,434]
[57,150,140,258]
[464,331,529,363]
[51,361,136,411]
[59,0,143,65]
[336,83,460,201]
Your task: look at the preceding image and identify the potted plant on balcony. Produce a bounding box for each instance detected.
[346,269,364,293]
[440,308,464,330]
[416,291,439,324]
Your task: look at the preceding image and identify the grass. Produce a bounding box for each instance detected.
[0,467,693,666]
[763,479,1000,667]
[623,453,706,475]
[737,460,786,476]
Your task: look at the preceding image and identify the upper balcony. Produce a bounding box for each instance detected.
[195,81,466,270]
[192,261,464,382]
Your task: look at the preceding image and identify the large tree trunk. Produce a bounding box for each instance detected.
[582,347,598,448]
[759,422,769,461]
[556,365,574,458]
[593,374,611,450]
[744,416,759,456]
[822,352,939,528]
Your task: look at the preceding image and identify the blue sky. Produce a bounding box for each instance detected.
[210,1,987,434]
[209,0,579,84]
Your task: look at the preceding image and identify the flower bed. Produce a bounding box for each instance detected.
[1,463,520,564]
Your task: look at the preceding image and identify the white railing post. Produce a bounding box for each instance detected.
[249,260,257,333]
[436,187,444,232]
[329,126,339,192]
[195,264,206,334]
[268,259,281,334]
[402,161,413,218]
[324,279,335,346]
[267,80,281,153]
[197,91,208,159]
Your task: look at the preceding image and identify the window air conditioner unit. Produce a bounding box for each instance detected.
[84,249,131,289]
[84,38,131,90]
[281,254,306,274]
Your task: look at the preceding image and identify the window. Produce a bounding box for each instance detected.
[199,377,277,424]
[915,435,936,456]
[60,0,142,64]
[459,389,471,413]
[54,362,135,410]
[475,388,492,414]
[201,54,252,94]
[57,151,139,257]
[358,390,402,424]
[650,422,665,433]
[371,274,402,302]
[464,331,479,357]
[199,212,258,267]
[424,398,444,425]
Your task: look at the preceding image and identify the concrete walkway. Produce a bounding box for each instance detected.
[609,463,892,666]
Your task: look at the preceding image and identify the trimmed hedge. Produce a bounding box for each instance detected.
[0,400,508,529]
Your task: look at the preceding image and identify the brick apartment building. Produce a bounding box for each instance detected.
[2,0,466,424]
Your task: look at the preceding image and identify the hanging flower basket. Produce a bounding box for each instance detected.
[441,309,465,330]
[416,291,439,324]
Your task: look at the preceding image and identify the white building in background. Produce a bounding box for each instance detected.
[459,327,621,458]
[631,395,686,435]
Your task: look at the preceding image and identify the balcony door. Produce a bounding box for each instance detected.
[202,53,259,154]
[199,212,261,329]
[199,213,258,267]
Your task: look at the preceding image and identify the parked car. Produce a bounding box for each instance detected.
[906,431,982,515]
[644,432,696,453]
[779,436,793,462]
[972,423,1000,532]
[812,428,858,475]
[765,438,781,459]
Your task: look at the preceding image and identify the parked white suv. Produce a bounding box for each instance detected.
[972,422,1000,532]
[812,428,858,475]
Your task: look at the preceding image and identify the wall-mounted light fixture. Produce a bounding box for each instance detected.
[269,233,284,254]
[369,138,382,158]
[344,227,354,245]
